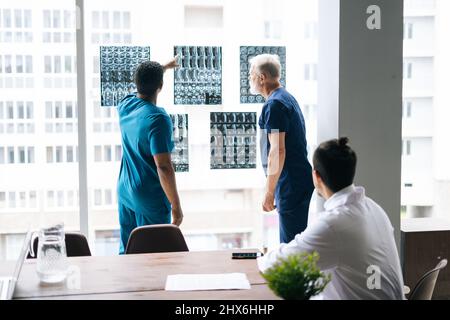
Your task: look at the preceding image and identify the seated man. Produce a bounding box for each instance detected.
[257,137,405,300]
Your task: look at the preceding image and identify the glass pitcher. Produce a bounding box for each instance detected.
[30,223,69,284]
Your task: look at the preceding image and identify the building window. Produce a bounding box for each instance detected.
[404,22,413,40]
[404,62,413,79]
[402,140,412,156]
[403,101,412,118]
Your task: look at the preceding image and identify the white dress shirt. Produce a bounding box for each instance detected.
[257,185,405,300]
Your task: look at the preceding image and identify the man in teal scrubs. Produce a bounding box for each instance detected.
[117,57,183,254]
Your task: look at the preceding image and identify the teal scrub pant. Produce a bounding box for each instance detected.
[118,202,171,254]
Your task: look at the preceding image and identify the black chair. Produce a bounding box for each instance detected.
[407,259,448,300]
[125,224,189,255]
[27,232,92,259]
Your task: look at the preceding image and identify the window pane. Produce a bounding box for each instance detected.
[53,10,60,28]
[7,147,14,163]
[1,1,79,259]
[67,146,74,162]
[43,10,51,28]
[25,56,33,73]
[65,56,72,73]
[27,147,34,163]
[55,146,63,163]
[14,9,22,28]
[54,56,61,73]
[3,10,12,28]
[24,10,32,28]
[16,55,23,73]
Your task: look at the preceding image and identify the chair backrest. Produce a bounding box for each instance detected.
[125,224,189,255]
[27,232,92,259]
[408,259,448,300]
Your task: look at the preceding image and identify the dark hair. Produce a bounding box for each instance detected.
[134,61,164,97]
[312,137,357,193]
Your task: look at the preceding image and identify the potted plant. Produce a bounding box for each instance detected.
[261,251,331,300]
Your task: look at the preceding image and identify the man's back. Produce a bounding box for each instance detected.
[318,186,405,299]
[258,185,405,300]
[117,93,174,212]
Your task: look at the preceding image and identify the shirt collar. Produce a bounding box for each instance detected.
[324,184,365,211]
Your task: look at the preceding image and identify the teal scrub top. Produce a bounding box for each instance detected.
[116,93,174,214]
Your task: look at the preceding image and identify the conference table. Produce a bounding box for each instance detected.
[3,249,279,300]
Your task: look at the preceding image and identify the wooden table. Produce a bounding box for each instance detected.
[2,250,279,300]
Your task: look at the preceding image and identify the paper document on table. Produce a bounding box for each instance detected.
[165,273,251,291]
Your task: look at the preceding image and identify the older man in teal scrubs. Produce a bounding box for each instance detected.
[117,57,183,254]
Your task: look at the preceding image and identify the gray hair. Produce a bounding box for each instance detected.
[249,54,281,80]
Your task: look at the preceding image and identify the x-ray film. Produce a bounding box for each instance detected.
[240,46,286,104]
[100,46,151,107]
[170,114,189,172]
[210,112,257,170]
[174,46,222,105]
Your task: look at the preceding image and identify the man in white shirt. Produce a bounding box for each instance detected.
[257,137,405,300]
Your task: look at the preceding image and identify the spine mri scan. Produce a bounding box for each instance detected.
[174,46,222,105]
[170,114,189,172]
[210,112,257,170]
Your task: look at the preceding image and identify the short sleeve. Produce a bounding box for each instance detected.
[262,100,290,133]
[148,114,174,155]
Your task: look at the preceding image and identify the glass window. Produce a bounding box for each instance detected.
[19,192,26,207]
[104,189,112,205]
[6,101,13,119]
[27,147,34,163]
[53,10,61,28]
[16,55,23,73]
[65,56,72,73]
[45,102,53,118]
[66,101,73,118]
[7,147,14,163]
[25,55,32,73]
[0,147,4,164]
[44,56,52,73]
[64,10,71,28]
[94,146,102,162]
[104,145,112,162]
[43,10,51,28]
[26,102,33,119]
[115,145,122,161]
[29,191,37,208]
[0,192,6,208]
[55,101,62,118]
[54,56,61,73]
[92,11,100,29]
[17,101,24,119]
[67,146,74,162]
[102,11,109,29]
[55,146,63,163]
[47,190,54,207]
[94,189,102,206]
[18,147,25,163]
[9,192,16,208]
[46,146,53,163]
[5,55,12,73]
[14,9,22,28]
[3,9,12,28]
[24,10,32,28]
[1,1,79,259]
[113,11,121,29]
[123,12,130,29]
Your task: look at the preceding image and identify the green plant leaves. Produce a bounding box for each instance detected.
[261,251,331,300]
